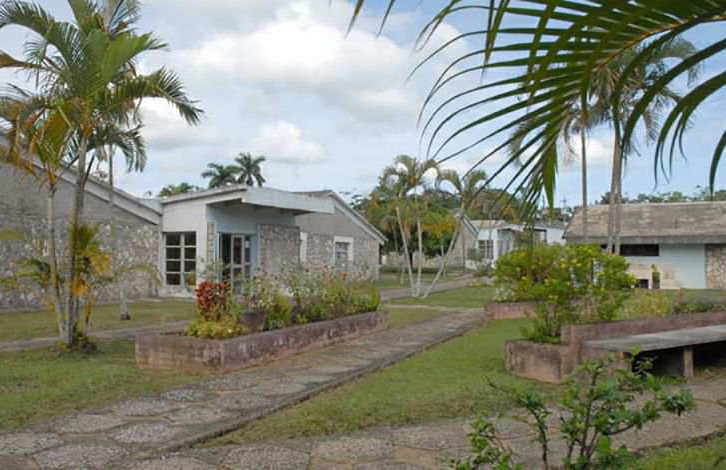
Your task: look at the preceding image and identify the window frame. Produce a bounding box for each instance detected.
[333,236,354,267]
[164,231,197,286]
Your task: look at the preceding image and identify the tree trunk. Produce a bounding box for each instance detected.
[65,135,89,348]
[606,132,621,254]
[580,125,589,243]
[416,215,423,297]
[47,188,65,341]
[422,216,461,298]
[613,122,624,256]
[106,150,131,320]
[395,206,415,294]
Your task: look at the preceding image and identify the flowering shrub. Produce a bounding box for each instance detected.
[242,275,294,330]
[494,244,635,342]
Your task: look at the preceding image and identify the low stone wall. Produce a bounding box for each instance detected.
[504,311,726,383]
[136,311,387,372]
[485,301,538,320]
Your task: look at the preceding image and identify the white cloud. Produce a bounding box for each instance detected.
[247,121,325,164]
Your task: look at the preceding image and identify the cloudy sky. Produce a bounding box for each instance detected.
[2,1,725,206]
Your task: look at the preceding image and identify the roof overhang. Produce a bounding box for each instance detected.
[160,185,334,215]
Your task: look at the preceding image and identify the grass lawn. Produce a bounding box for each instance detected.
[390,285,496,309]
[0,340,207,432]
[374,271,467,291]
[384,306,447,330]
[633,434,726,469]
[210,318,557,445]
[0,299,195,342]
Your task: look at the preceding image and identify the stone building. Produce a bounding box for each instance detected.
[0,170,384,309]
[565,202,726,289]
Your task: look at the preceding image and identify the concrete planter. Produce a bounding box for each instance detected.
[136,311,387,372]
[504,311,726,383]
[485,301,539,320]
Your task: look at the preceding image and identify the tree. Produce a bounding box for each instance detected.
[424,168,488,297]
[202,163,238,188]
[382,155,438,297]
[0,0,202,348]
[347,2,721,225]
[235,152,266,186]
[158,182,201,197]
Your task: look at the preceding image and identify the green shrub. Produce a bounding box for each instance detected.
[618,290,675,319]
[185,316,246,339]
[495,244,635,342]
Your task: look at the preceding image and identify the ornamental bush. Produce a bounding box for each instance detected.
[494,244,635,342]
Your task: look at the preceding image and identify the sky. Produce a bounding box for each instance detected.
[1,0,725,207]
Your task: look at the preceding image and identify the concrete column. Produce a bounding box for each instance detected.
[682,346,695,380]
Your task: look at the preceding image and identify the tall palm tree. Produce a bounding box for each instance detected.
[347,2,719,221]
[424,168,488,297]
[382,155,438,297]
[202,162,239,188]
[158,182,200,197]
[0,0,202,348]
[235,152,266,186]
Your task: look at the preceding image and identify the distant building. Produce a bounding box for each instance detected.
[453,218,566,268]
[565,202,726,289]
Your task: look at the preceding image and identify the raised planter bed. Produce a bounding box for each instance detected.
[504,311,726,383]
[485,301,538,320]
[136,311,387,372]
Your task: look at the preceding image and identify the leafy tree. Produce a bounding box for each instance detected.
[158,182,201,197]
[202,162,238,188]
[0,0,201,348]
[347,2,721,225]
[235,152,266,186]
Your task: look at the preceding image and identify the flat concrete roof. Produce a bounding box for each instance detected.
[159,185,334,215]
[584,325,726,352]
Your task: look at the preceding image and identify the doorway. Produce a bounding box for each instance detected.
[218,233,253,293]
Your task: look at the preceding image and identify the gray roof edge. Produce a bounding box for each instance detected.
[565,234,726,245]
[322,191,387,245]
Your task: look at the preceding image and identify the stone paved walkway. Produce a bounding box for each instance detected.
[106,378,726,469]
[0,309,486,469]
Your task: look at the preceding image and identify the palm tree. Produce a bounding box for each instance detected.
[347,2,718,221]
[424,168,487,297]
[235,152,266,186]
[0,0,202,348]
[382,155,438,297]
[202,163,239,188]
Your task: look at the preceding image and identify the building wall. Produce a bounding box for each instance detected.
[296,203,381,280]
[0,167,160,311]
[259,224,300,278]
[625,244,706,289]
[450,226,478,268]
[706,244,726,289]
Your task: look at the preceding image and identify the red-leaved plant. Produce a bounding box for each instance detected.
[195,281,230,321]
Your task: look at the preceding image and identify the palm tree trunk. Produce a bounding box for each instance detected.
[606,132,621,254]
[47,188,65,341]
[106,149,130,320]
[422,217,461,298]
[614,155,624,256]
[395,206,415,293]
[66,135,89,348]
[580,125,589,243]
[416,215,424,297]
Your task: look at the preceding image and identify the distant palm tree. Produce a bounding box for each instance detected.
[158,182,200,197]
[235,152,266,186]
[202,163,238,189]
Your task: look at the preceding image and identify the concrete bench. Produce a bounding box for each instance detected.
[583,324,726,379]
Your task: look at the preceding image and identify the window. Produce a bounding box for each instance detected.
[620,244,659,257]
[478,240,494,260]
[165,232,196,286]
[335,242,350,267]
[300,232,308,264]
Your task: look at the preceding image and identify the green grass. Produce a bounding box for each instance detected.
[633,434,726,469]
[374,272,463,291]
[0,299,195,342]
[384,306,447,330]
[390,285,496,308]
[0,340,206,432]
[210,319,556,445]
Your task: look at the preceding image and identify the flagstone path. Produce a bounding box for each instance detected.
[0,308,486,469]
[86,378,726,469]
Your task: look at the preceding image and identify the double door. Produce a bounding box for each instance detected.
[219,233,253,293]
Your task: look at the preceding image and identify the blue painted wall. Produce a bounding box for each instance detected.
[626,244,706,289]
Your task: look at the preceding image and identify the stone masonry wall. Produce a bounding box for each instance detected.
[706,244,726,289]
[304,233,378,280]
[259,224,300,278]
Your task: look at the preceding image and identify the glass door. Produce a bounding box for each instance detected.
[218,233,253,293]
